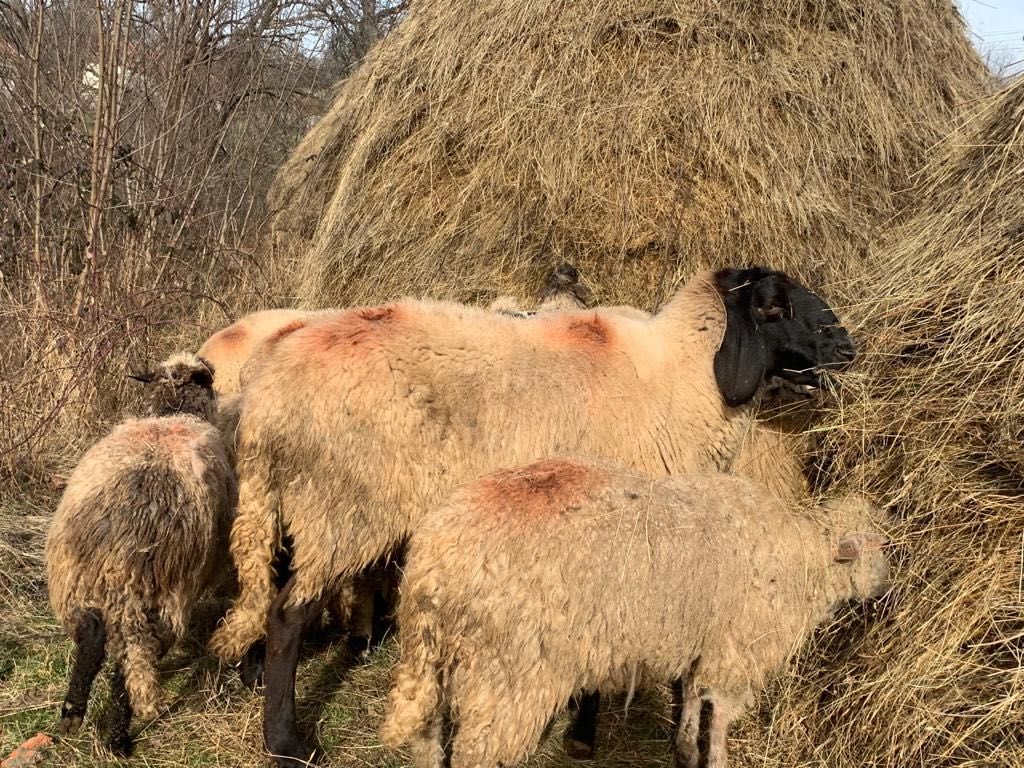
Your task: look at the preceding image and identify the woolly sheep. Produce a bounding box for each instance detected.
[492,277,812,758]
[381,458,890,768]
[198,264,598,675]
[207,265,854,766]
[46,353,236,754]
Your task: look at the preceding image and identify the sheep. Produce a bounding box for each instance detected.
[380,458,890,768]
[45,353,236,755]
[198,264,599,679]
[207,265,855,766]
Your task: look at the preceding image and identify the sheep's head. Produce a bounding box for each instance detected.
[712,267,855,407]
[130,352,216,421]
[824,493,891,602]
[536,262,591,308]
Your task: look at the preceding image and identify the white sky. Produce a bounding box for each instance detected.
[959,0,1024,75]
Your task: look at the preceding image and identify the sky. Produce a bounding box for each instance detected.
[958,0,1024,75]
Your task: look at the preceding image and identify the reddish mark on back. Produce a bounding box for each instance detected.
[474,458,596,518]
[543,315,613,354]
[302,305,402,354]
[121,419,203,452]
[567,318,609,345]
[217,325,248,346]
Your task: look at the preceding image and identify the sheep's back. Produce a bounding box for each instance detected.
[237,299,713,517]
[46,416,234,632]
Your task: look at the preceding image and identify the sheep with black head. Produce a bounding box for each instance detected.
[208,266,854,767]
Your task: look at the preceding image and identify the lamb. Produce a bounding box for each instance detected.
[207,265,855,766]
[45,353,236,754]
[381,458,890,768]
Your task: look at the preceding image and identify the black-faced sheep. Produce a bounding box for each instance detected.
[209,265,854,767]
[45,353,236,754]
[381,458,890,768]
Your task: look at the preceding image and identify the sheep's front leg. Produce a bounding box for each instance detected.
[563,691,600,759]
[670,678,701,768]
[57,608,106,734]
[263,576,325,768]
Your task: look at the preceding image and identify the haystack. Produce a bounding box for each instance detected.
[270,0,989,308]
[753,79,1024,768]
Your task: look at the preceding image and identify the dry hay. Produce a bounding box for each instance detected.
[269,0,989,308]
[757,78,1024,768]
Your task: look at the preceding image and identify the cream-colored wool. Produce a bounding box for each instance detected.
[198,309,318,396]
[46,354,236,719]
[381,459,889,768]
[210,270,810,662]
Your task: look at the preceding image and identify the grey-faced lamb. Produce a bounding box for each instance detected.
[206,265,854,767]
[381,458,890,768]
[45,353,236,754]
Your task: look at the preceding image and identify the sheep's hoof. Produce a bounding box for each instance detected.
[269,740,317,768]
[106,732,134,757]
[239,644,266,691]
[564,738,595,760]
[56,714,83,734]
[346,635,372,661]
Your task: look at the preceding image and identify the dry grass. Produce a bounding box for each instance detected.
[269,0,989,308]
[766,78,1024,767]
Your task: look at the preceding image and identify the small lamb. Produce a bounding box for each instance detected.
[381,458,890,768]
[45,353,236,754]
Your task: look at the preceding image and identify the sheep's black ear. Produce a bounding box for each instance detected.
[189,359,215,389]
[127,372,155,384]
[713,296,767,407]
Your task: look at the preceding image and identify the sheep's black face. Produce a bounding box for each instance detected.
[714,267,855,407]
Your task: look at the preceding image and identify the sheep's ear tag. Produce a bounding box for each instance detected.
[128,372,154,384]
[834,536,861,562]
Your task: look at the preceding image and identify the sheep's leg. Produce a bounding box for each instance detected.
[670,678,701,768]
[106,663,134,756]
[705,699,732,768]
[239,640,266,690]
[57,608,106,734]
[346,572,376,658]
[563,691,600,759]
[263,575,325,768]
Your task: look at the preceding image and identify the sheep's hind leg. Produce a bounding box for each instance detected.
[563,691,600,759]
[106,663,134,756]
[670,678,701,768]
[57,608,106,734]
[239,640,266,690]
[263,575,325,768]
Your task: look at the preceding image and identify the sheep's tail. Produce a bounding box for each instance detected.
[379,595,448,762]
[209,443,280,663]
[105,597,164,720]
